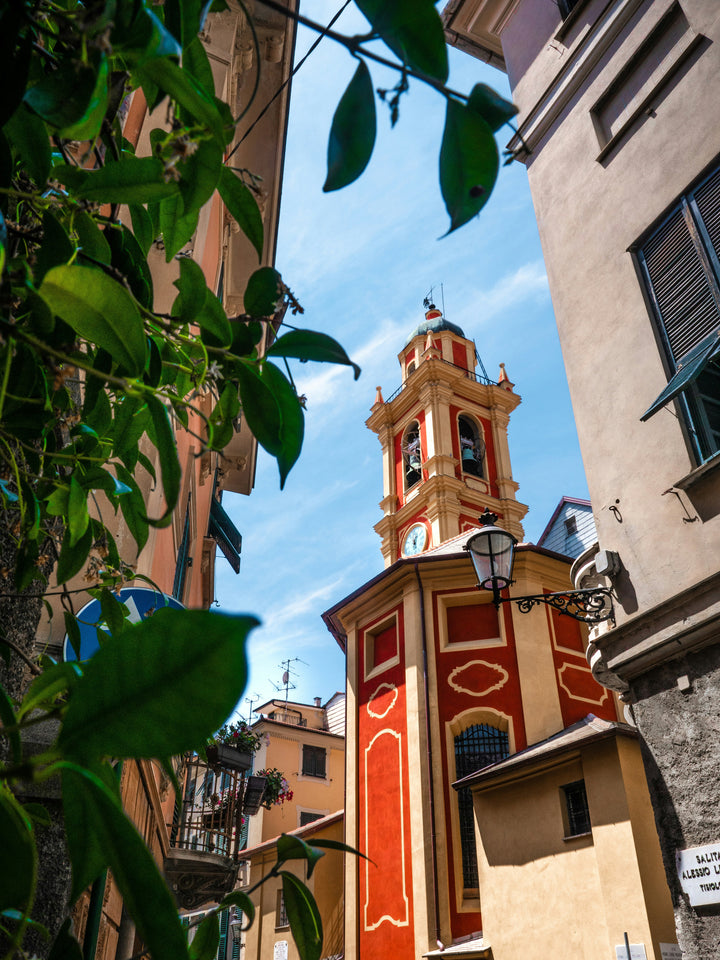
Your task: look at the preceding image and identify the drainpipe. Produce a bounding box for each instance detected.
[414,563,441,948]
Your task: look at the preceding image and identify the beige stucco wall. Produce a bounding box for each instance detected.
[499,0,720,623]
[471,736,674,959]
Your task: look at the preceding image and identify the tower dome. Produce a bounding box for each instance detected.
[404,305,465,345]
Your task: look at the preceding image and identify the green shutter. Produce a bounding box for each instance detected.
[641,329,720,420]
[217,908,229,960]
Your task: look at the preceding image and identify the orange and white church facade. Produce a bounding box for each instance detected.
[323,308,676,960]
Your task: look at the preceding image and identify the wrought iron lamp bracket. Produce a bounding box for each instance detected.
[488,587,614,624]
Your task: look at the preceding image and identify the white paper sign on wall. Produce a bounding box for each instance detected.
[659,944,682,960]
[676,841,720,906]
[273,941,288,960]
[614,945,647,960]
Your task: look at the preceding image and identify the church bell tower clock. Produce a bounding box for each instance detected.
[366,303,528,567]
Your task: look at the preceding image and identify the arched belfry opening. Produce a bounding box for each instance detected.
[458,415,485,478]
[402,421,422,490]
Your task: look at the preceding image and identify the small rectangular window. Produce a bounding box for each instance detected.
[302,745,326,778]
[564,515,577,536]
[562,780,591,837]
[299,811,323,827]
[276,891,288,929]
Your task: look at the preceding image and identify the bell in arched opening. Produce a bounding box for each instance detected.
[458,415,485,479]
[402,421,422,489]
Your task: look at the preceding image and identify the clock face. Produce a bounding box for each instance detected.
[403,523,428,557]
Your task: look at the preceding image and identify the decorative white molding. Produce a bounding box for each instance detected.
[448,660,509,697]
[367,683,398,719]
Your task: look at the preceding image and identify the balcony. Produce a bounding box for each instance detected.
[164,752,266,909]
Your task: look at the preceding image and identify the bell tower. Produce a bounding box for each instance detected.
[367,303,528,566]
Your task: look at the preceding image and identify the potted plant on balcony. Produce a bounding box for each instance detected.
[205,720,265,772]
[201,788,247,830]
[256,768,293,810]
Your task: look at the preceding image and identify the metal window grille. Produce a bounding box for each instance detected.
[276,891,289,928]
[454,724,510,889]
[562,780,591,836]
[302,745,326,778]
[300,811,323,827]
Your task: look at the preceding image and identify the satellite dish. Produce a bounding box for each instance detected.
[282,671,289,684]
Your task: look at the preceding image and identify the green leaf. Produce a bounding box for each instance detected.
[467,83,518,133]
[58,609,258,760]
[112,4,182,64]
[95,587,129,638]
[39,265,148,377]
[35,211,74,286]
[302,837,371,861]
[54,158,179,205]
[25,59,103,131]
[208,382,240,450]
[18,662,81,720]
[183,37,215,97]
[276,834,325,879]
[178,136,223,217]
[60,762,190,960]
[189,912,219,960]
[56,522,94,585]
[64,611,82,661]
[217,890,255,928]
[159,193,199,261]
[114,464,149,553]
[105,222,154,310]
[218,167,263,260]
[279,872,322,960]
[68,475,90,548]
[59,55,109,141]
[3,103,51,187]
[354,0,448,82]
[71,210,111,265]
[235,360,305,487]
[0,787,36,912]
[128,204,155,258]
[198,291,232,348]
[49,918,83,960]
[267,329,361,380]
[145,396,181,518]
[0,686,21,763]
[137,58,228,146]
[23,804,52,829]
[173,257,208,322]
[244,267,281,317]
[0,210,5,276]
[323,61,376,193]
[439,98,499,235]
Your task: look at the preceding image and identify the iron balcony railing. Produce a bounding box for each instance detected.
[383,359,495,405]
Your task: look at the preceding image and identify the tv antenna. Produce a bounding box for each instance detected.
[270,657,307,702]
[244,694,260,720]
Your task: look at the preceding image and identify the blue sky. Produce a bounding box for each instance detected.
[215,1,589,714]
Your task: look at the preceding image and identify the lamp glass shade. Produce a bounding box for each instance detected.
[466,525,516,591]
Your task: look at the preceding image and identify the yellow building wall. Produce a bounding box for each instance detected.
[243,819,345,960]
[472,738,674,960]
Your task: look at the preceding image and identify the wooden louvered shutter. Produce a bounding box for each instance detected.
[217,908,229,960]
[639,205,720,365]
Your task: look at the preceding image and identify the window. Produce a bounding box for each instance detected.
[302,745,326,778]
[458,415,485,478]
[454,724,509,890]
[276,891,289,929]
[402,421,422,489]
[299,811,323,827]
[564,515,577,536]
[639,164,720,463]
[558,0,582,18]
[562,780,591,837]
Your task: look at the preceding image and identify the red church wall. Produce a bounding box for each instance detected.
[545,605,618,725]
[357,604,416,960]
[431,591,527,938]
[452,340,468,370]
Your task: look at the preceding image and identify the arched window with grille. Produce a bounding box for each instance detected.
[402,421,422,490]
[458,415,485,478]
[454,723,510,890]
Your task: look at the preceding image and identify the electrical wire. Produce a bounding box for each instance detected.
[226,0,353,162]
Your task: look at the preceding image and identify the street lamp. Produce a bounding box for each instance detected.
[465,510,614,624]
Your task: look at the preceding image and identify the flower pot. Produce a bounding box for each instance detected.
[214,744,252,772]
[242,775,267,815]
